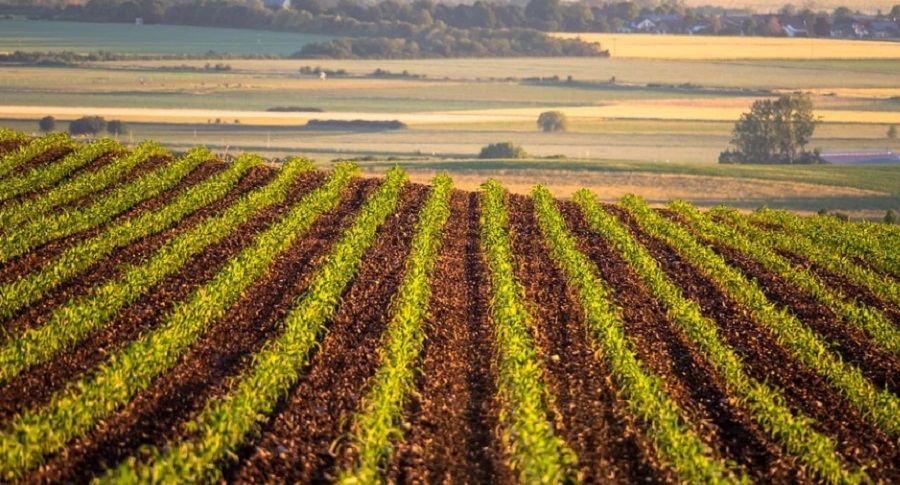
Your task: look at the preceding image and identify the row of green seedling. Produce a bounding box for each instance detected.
[748,208,900,280]
[0,128,25,144]
[0,140,169,229]
[676,203,900,356]
[534,187,740,484]
[573,191,860,484]
[479,180,579,483]
[0,152,258,321]
[338,174,453,484]
[0,155,303,385]
[0,146,210,264]
[100,166,408,484]
[619,196,900,440]
[0,132,74,180]
[717,208,900,308]
[0,139,121,205]
[0,162,358,480]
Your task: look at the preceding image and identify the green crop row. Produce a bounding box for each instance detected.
[749,208,900,280]
[676,203,900,357]
[0,162,358,480]
[100,166,407,484]
[0,139,121,205]
[0,156,292,384]
[716,208,900,309]
[339,174,453,484]
[0,132,74,180]
[0,153,258,321]
[0,141,169,229]
[534,187,737,484]
[574,192,859,484]
[0,129,25,143]
[0,147,210,264]
[480,180,578,483]
[620,196,900,440]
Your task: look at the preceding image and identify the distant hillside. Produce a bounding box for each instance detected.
[681,0,896,15]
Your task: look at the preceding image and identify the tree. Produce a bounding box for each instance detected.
[834,6,853,20]
[885,209,898,224]
[107,119,128,136]
[720,94,820,164]
[892,5,900,18]
[479,142,528,159]
[537,111,569,132]
[38,116,56,133]
[69,116,107,136]
[889,124,898,140]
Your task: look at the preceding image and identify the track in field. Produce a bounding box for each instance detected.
[0,133,898,484]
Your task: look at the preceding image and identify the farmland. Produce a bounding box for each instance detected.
[0,131,899,483]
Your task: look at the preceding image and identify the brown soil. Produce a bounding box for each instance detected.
[0,172,330,423]
[505,194,673,484]
[21,177,376,485]
[560,202,801,483]
[62,154,173,212]
[5,146,72,179]
[228,183,429,484]
[0,139,25,156]
[609,204,900,482]
[0,152,122,210]
[387,191,510,484]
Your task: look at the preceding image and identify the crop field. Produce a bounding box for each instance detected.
[0,131,899,483]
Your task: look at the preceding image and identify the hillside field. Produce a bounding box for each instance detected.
[0,131,899,483]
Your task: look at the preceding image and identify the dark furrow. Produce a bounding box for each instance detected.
[4,146,72,180]
[227,183,429,484]
[610,204,900,482]
[62,154,173,212]
[506,194,672,484]
[23,178,375,485]
[388,191,509,484]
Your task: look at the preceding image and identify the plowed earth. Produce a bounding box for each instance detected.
[1,152,899,484]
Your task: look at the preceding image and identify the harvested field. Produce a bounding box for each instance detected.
[0,133,898,484]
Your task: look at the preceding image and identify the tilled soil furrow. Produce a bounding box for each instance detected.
[227,184,429,484]
[0,160,224,286]
[610,204,900,482]
[505,194,670,484]
[62,154,173,212]
[0,173,329,423]
[0,152,121,212]
[387,191,509,484]
[0,139,26,156]
[4,146,73,183]
[23,178,375,485]
[561,202,800,483]
[1,165,280,337]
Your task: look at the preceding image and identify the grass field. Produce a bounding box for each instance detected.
[553,33,900,60]
[0,19,330,56]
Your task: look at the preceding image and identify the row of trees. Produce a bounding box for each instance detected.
[39,116,129,136]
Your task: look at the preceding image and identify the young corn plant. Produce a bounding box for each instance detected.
[673,202,900,357]
[0,162,359,481]
[0,141,169,229]
[338,174,453,484]
[573,191,862,485]
[479,180,579,484]
[98,166,408,484]
[620,195,900,440]
[0,128,25,143]
[717,208,900,308]
[534,186,740,484]
[0,132,74,179]
[0,139,120,204]
[0,153,260,321]
[0,146,210,263]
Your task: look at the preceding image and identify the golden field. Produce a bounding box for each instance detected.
[551,33,900,60]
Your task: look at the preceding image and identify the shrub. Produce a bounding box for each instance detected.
[106,120,128,136]
[885,210,898,224]
[479,142,528,159]
[38,116,56,133]
[537,111,568,132]
[69,116,106,136]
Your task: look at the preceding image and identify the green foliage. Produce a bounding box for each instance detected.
[0,162,358,480]
[480,180,578,483]
[885,209,898,224]
[0,141,168,229]
[338,174,452,483]
[537,110,568,132]
[0,132,74,180]
[38,116,56,133]
[99,166,406,484]
[720,94,820,164]
[479,142,529,159]
[106,119,128,136]
[534,186,739,484]
[68,115,107,136]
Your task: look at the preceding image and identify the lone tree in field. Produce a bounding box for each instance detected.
[537,111,569,132]
[107,119,128,136]
[38,116,56,133]
[889,125,897,140]
[719,93,820,164]
[479,142,529,159]
[69,116,107,136]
